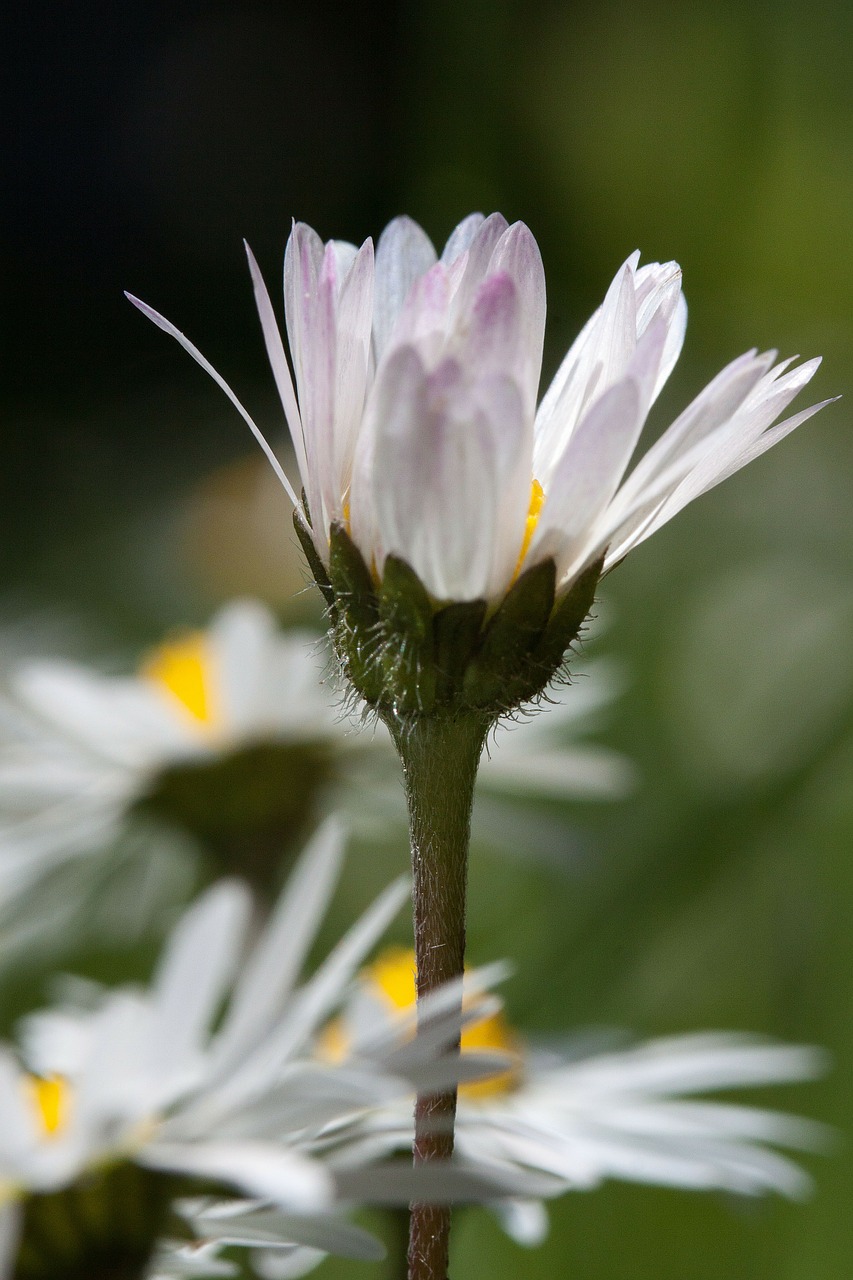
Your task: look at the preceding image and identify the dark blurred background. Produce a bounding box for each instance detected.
[5,1,853,1276]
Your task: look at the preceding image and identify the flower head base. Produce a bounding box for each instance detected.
[301,515,603,719]
[128,213,833,722]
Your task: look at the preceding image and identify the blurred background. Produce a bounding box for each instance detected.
[4,0,853,1275]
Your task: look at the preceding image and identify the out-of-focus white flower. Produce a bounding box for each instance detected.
[129,213,833,608]
[319,948,828,1247]
[0,601,372,908]
[0,604,631,927]
[0,821,414,1270]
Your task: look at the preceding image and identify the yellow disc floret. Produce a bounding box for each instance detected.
[320,948,523,1099]
[24,1074,69,1139]
[514,478,545,579]
[142,631,220,728]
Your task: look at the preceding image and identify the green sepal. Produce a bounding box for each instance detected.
[535,554,605,672]
[293,511,336,610]
[378,555,436,713]
[433,599,487,703]
[462,559,556,708]
[328,522,382,703]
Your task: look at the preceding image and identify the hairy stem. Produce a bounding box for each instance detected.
[388,712,489,1280]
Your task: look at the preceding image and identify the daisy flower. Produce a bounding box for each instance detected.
[0,822,524,1278]
[318,947,828,1247]
[0,820,414,1277]
[0,605,629,937]
[128,213,834,717]
[0,600,378,919]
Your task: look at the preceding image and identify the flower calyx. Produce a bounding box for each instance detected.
[296,512,603,723]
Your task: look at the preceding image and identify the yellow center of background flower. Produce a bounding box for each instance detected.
[142,632,219,727]
[321,946,523,1100]
[515,479,545,578]
[25,1075,69,1140]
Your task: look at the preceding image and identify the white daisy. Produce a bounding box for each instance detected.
[128,213,833,609]
[0,821,411,1276]
[0,600,374,912]
[318,948,828,1247]
[0,605,630,932]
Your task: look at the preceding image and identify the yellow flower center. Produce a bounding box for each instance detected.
[24,1075,69,1140]
[141,631,220,728]
[319,947,523,1100]
[514,479,545,578]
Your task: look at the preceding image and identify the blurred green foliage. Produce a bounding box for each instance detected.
[5,0,853,1276]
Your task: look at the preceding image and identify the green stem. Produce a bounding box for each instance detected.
[387,712,489,1280]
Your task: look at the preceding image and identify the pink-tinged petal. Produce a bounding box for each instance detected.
[458,273,522,378]
[125,293,299,507]
[451,212,511,317]
[475,374,532,597]
[367,347,521,600]
[534,255,639,487]
[530,378,642,576]
[387,261,455,358]
[373,216,437,359]
[489,222,547,411]
[244,242,307,486]
[283,222,325,398]
[440,212,486,264]
[295,244,339,535]
[333,238,375,505]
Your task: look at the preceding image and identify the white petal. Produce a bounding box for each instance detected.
[633,259,686,400]
[488,222,546,409]
[210,819,345,1073]
[372,216,437,359]
[440,213,486,264]
[367,348,528,600]
[153,881,251,1074]
[244,242,307,488]
[192,1206,385,1262]
[141,1142,333,1211]
[491,1198,549,1247]
[331,239,375,506]
[530,377,642,574]
[533,255,638,487]
[625,386,829,552]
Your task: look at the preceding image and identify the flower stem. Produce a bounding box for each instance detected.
[387,711,490,1280]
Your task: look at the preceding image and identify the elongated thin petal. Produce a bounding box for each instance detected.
[210,819,344,1073]
[125,295,298,506]
[153,882,251,1074]
[244,242,307,486]
[141,1142,333,1211]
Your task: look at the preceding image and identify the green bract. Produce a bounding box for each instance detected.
[299,512,603,723]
